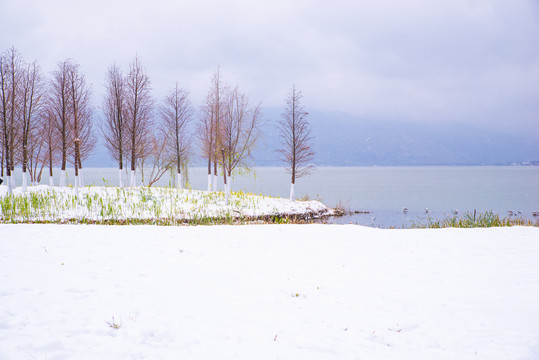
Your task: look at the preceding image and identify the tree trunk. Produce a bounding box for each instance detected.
[130,169,136,187]
[290,167,296,201]
[221,149,228,205]
[226,171,232,196]
[213,160,218,191]
[22,171,28,192]
[59,169,66,187]
[48,155,54,186]
[118,168,123,187]
[130,141,136,187]
[6,175,12,194]
[60,125,66,187]
[78,157,83,187]
[176,143,181,190]
[22,145,28,193]
[207,159,212,191]
[118,151,123,188]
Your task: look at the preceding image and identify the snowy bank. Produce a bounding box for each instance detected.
[1,224,538,359]
[0,185,334,223]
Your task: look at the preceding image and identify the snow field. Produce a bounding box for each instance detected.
[0,224,538,359]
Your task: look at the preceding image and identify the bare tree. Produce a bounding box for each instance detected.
[19,59,44,191]
[49,59,73,186]
[197,67,225,191]
[74,101,96,186]
[7,49,22,190]
[1,130,3,178]
[278,85,314,201]
[221,86,261,197]
[161,83,192,189]
[67,62,94,194]
[0,53,8,188]
[102,64,127,187]
[198,94,215,191]
[210,68,225,191]
[125,56,153,187]
[0,47,23,194]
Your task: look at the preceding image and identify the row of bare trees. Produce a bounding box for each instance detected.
[1,47,43,194]
[102,57,192,188]
[1,47,96,195]
[104,63,263,201]
[198,67,262,202]
[1,47,315,201]
[197,69,314,201]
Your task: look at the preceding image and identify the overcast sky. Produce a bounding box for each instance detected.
[1,0,538,137]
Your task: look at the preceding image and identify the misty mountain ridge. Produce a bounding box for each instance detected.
[86,108,538,168]
[253,108,538,167]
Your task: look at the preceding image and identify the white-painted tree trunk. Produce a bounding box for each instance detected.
[79,169,84,187]
[6,175,13,195]
[213,173,218,192]
[207,173,212,191]
[49,175,54,187]
[118,169,123,188]
[22,171,28,193]
[74,175,79,196]
[226,177,232,196]
[290,183,295,201]
[59,169,66,187]
[130,170,136,187]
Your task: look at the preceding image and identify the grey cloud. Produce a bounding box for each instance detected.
[1,0,537,138]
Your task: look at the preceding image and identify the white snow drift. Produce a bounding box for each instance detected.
[0,224,538,359]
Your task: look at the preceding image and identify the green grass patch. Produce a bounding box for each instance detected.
[412,210,537,228]
[0,186,328,225]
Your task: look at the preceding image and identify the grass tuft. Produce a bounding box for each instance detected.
[412,210,537,228]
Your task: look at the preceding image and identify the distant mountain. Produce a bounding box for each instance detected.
[253,108,539,166]
[86,108,539,167]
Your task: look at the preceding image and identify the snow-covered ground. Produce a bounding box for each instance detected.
[0,185,332,223]
[1,224,538,359]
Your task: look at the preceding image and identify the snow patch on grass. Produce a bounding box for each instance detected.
[0,185,334,224]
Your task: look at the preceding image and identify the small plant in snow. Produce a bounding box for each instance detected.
[107,316,121,329]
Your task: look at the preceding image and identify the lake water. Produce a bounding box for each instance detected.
[5,166,539,228]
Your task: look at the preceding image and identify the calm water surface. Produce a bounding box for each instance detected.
[9,166,539,228]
